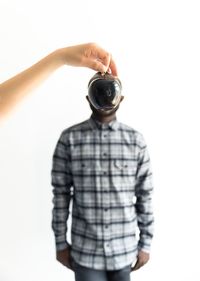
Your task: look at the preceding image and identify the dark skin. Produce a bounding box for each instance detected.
[86,95,124,123]
[56,246,74,271]
[56,95,150,271]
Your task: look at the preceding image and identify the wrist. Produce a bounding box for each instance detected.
[54,47,73,66]
[49,48,66,68]
[55,240,71,251]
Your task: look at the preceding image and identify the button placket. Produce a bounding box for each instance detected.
[101,128,111,254]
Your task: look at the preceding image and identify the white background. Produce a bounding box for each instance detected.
[0,0,200,280]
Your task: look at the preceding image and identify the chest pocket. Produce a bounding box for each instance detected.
[113,160,137,176]
[71,160,93,175]
[70,141,102,176]
[111,159,137,200]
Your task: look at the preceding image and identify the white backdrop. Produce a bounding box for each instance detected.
[0,0,200,280]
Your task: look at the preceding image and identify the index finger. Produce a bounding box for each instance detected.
[109,57,118,76]
[94,45,118,76]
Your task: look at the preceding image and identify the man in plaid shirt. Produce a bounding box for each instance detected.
[51,72,154,281]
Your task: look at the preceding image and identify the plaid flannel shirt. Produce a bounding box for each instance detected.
[51,115,154,270]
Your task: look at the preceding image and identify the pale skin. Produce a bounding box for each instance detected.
[56,96,150,272]
[0,42,117,120]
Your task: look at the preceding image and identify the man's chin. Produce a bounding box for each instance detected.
[93,106,119,117]
[97,109,115,116]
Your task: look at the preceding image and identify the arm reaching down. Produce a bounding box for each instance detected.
[51,131,72,251]
[132,134,154,271]
[0,42,117,119]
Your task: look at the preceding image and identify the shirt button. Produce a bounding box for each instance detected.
[106,243,110,247]
[103,134,107,138]
[105,225,109,229]
[104,208,108,212]
[103,171,107,175]
[103,152,107,157]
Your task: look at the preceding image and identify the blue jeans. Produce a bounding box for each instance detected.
[72,259,132,281]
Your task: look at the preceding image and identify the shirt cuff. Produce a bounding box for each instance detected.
[55,240,71,251]
[137,241,152,253]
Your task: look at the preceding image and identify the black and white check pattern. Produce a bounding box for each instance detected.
[51,115,154,270]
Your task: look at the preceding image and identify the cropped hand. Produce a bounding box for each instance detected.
[131,250,150,271]
[56,246,74,271]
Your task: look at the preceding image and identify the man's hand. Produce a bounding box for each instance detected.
[56,247,74,271]
[131,250,150,271]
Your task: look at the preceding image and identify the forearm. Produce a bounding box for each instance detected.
[0,49,63,118]
[51,131,73,250]
[136,194,154,252]
[52,192,71,250]
[135,133,154,252]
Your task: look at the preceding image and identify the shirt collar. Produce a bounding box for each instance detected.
[88,114,119,131]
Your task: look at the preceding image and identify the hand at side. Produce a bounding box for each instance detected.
[56,246,74,271]
[131,250,150,271]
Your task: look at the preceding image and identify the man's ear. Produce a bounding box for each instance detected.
[120,96,124,102]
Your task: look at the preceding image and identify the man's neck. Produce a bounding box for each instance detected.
[91,112,116,124]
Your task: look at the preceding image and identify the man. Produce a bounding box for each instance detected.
[51,72,154,281]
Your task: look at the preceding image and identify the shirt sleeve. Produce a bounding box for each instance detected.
[51,131,73,251]
[135,133,154,253]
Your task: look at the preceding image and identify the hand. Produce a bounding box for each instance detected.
[56,246,74,271]
[131,250,150,271]
[59,42,118,76]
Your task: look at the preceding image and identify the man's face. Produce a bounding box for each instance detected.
[86,95,124,117]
